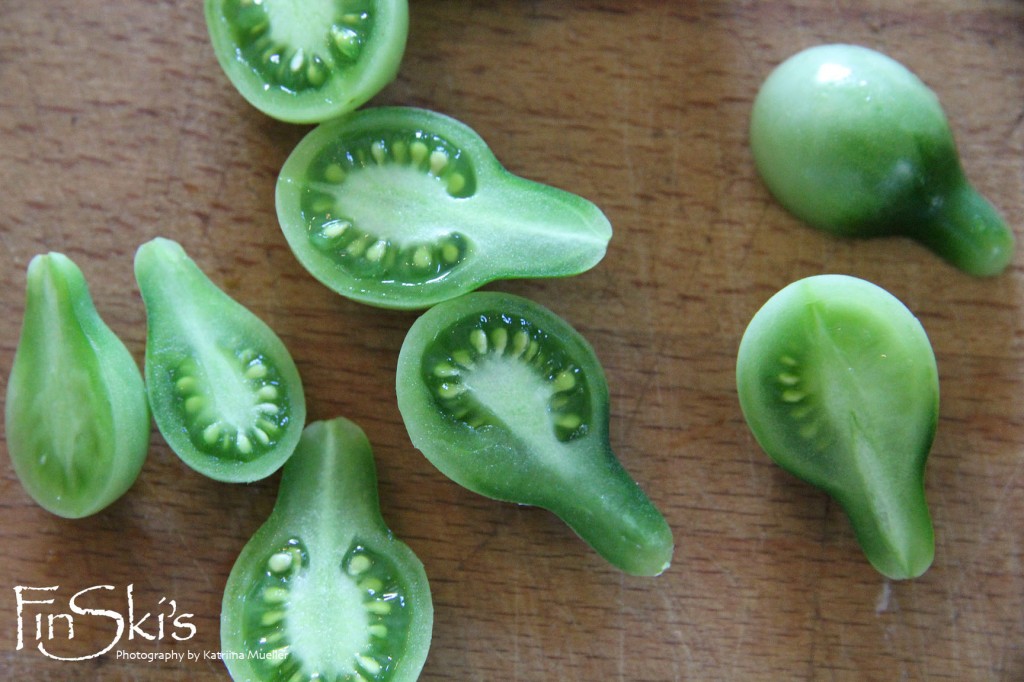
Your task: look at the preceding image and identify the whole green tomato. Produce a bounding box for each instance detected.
[751,44,1014,276]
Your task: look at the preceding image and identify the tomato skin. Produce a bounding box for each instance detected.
[135,237,306,484]
[204,0,409,124]
[220,417,433,682]
[750,44,1013,276]
[5,253,150,518]
[736,274,938,580]
[276,107,612,309]
[397,291,673,577]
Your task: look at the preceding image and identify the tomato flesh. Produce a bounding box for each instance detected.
[205,0,409,123]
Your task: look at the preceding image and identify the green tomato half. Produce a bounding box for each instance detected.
[276,107,613,309]
[205,0,409,123]
[396,291,673,577]
[221,417,432,682]
[736,274,938,580]
[6,253,150,518]
[135,237,306,483]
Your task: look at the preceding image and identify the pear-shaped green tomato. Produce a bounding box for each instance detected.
[135,238,306,483]
[750,44,1014,277]
[205,0,409,123]
[276,107,613,309]
[5,253,150,518]
[736,275,938,580]
[221,418,432,682]
[396,292,673,576]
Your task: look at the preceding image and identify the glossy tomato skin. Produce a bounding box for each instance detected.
[750,44,1013,276]
[276,107,612,309]
[397,291,673,577]
[737,274,938,580]
[135,238,306,483]
[205,0,409,123]
[220,418,432,682]
[6,253,150,518]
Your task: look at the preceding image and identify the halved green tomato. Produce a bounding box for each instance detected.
[6,253,150,518]
[736,274,938,579]
[135,238,306,483]
[204,0,409,123]
[221,417,432,682]
[276,107,613,309]
[396,292,673,576]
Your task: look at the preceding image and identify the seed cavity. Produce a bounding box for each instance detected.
[242,540,413,681]
[774,355,829,452]
[302,128,478,286]
[421,311,592,442]
[226,0,375,94]
[310,223,471,286]
[310,131,476,199]
[171,346,290,462]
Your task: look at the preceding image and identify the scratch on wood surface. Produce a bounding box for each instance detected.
[1011,106,1024,139]
[874,580,893,614]
[615,576,626,681]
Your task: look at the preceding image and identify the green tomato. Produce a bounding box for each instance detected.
[204,0,408,123]
[750,44,1014,277]
[276,107,613,309]
[396,292,673,577]
[5,253,150,518]
[736,274,938,580]
[221,417,432,682]
[135,238,306,483]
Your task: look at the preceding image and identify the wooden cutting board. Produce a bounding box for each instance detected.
[1,1,1022,679]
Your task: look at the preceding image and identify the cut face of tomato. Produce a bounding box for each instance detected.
[205,0,409,123]
[220,417,433,681]
[276,107,613,309]
[737,274,938,580]
[135,237,306,483]
[396,291,673,576]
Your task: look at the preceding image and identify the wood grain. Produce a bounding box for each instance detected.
[1,1,1022,679]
